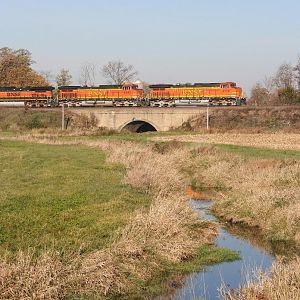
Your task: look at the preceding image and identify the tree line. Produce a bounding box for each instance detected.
[249,57,300,106]
[0,47,138,88]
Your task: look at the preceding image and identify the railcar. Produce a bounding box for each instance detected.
[149,82,245,106]
[0,86,55,107]
[58,84,144,107]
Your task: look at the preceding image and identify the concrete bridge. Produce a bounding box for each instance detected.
[72,107,208,132]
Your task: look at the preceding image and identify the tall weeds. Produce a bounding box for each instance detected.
[222,258,300,300]
[189,146,300,243]
[0,251,70,299]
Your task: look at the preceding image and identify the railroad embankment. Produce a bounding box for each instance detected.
[181,106,300,132]
[0,107,62,131]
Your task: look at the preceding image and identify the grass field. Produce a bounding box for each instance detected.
[215,143,300,160]
[2,108,300,298]
[0,139,151,255]
[0,137,239,298]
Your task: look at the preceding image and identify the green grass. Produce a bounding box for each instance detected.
[113,245,239,300]
[59,130,195,143]
[0,139,151,255]
[214,143,300,160]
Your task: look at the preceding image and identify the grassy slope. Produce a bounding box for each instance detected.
[0,139,150,255]
[0,108,61,131]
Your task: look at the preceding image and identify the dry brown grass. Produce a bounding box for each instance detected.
[153,133,300,151]
[222,258,300,300]
[0,251,72,300]
[73,195,216,297]
[108,143,189,196]
[188,146,300,244]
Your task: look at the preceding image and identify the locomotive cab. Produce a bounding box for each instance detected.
[122,84,136,90]
[220,82,236,88]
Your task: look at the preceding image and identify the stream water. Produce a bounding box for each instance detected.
[172,200,275,300]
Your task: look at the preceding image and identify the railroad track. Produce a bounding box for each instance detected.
[1,105,300,112]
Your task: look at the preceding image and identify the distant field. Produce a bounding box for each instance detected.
[153,133,300,152]
[0,139,150,255]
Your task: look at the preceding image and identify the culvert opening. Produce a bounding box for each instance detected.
[122,120,157,133]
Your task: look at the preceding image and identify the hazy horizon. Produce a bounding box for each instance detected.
[1,0,300,95]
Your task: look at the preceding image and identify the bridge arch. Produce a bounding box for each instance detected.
[119,119,159,133]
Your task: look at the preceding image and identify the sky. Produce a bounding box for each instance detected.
[1,0,300,94]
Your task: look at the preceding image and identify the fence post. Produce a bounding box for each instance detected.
[206,106,209,130]
[62,104,65,130]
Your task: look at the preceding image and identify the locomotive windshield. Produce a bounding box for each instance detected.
[221,82,236,88]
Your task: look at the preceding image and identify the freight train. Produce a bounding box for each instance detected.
[0,81,245,107]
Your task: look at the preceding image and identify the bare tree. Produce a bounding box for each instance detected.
[249,82,273,106]
[79,62,96,86]
[262,76,276,92]
[40,70,53,84]
[102,60,138,85]
[273,63,295,89]
[55,69,72,86]
[294,55,300,90]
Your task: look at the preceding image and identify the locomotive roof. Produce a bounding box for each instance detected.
[0,86,54,91]
[148,84,174,88]
[58,84,138,90]
[149,82,236,88]
[193,83,221,87]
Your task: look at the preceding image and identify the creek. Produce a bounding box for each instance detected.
[172,200,275,300]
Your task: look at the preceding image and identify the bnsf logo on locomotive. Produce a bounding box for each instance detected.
[7,92,21,97]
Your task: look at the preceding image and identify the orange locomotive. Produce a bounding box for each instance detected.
[0,86,54,107]
[58,84,143,107]
[149,82,244,106]
[0,82,245,107]
[58,81,244,107]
